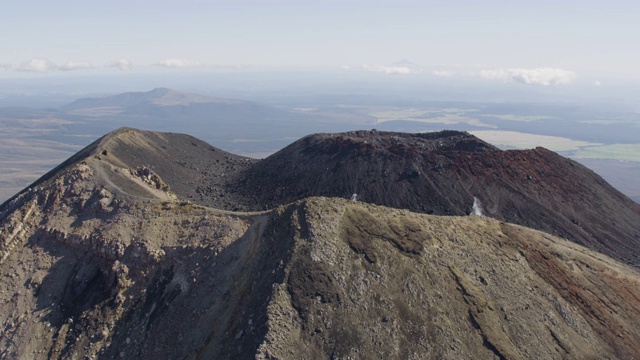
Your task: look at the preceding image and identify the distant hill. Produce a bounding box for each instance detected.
[59,87,310,133]
[390,59,424,72]
[61,87,276,119]
[61,87,233,110]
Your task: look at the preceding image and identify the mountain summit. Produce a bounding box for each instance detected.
[1,128,640,358]
[3,128,639,265]
[237,129,640,267]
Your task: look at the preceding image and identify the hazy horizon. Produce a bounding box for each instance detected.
[1,1,639,203]
[3,1,640,82]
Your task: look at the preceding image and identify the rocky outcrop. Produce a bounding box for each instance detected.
[2,127,640,359]
[8,128,638,268]
[2,186,640,359]
[238,130,640,267]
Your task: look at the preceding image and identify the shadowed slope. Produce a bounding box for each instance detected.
[91,127,256,210]
[1,161,640,359]
[238,130,640,267]
[0,128,256,215]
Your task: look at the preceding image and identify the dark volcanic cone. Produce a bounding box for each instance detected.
[238,130,640,267]
[90,127,257,211]
[239,130,497,213]
[0,127,257,216]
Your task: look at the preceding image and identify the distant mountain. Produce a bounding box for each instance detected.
[60,87,297,126]
[390,59,424,73]
[62,87,235,110]
[59,87,263,117]
[1,127,640,358]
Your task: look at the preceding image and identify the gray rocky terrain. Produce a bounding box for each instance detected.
[1,128,640,359]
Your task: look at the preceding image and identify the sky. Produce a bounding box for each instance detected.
[1,0,639,85]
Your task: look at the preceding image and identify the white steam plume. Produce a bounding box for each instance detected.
[472,197,483,216]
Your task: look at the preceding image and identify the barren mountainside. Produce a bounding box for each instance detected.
[1,127,640,359]
[11,127,637,266]
[237,130,640,267]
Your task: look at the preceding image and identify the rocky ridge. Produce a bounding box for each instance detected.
[237,129,640,268]
[1,127,640,359]
[17,127,635,267]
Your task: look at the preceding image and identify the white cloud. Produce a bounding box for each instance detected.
[210,64,244,69]
[478,68,576,86]
[156,58,202,68]
[363,64,413,75]
[433,70,456,77]
[593,80,602,87]
[16,59,54,73]
[0,64,11,71]
[104,59,133,71]
[59,61,93,71]
[478,69,508,80]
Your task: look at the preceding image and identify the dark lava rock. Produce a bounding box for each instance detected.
[4,128,640,268]
[235,130,640,267]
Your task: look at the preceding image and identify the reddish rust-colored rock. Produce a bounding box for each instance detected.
[237,130,640,267]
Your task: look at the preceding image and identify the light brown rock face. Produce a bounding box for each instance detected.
[1,128,640,359]
[257,199,640,360]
